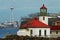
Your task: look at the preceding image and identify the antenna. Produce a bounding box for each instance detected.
[10,7,14,22]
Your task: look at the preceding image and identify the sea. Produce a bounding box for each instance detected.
[0,27,19,38]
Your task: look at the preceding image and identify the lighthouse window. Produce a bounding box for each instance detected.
[39,30,41,36]
[43,16,45,20]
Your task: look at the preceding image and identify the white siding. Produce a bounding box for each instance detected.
[29,28,50,37]
[39,16,52,25]
[17,28,50,37]
[17,29,30,36]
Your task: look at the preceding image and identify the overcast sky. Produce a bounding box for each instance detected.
[0,0,60,23]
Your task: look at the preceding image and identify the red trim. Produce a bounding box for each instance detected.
[50,26,60,30]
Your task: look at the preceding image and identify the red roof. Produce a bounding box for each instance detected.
[21,18,60,30]
[22,19,49,28]
[50,26,60,30]
[40,4,46,9]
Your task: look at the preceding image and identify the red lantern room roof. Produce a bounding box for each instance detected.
[40,4,46,9]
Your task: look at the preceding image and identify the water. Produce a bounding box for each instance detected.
[0,28,19,38]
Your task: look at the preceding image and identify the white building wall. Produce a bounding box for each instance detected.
[46,29,50,37]
[17,28,50,37]
[41,29,45,37]
[30,28,39,36]
[17,29,30,36]
[29,28,50,37]
[39,16,52,25]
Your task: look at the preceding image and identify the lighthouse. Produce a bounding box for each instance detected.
[39,4,52,25]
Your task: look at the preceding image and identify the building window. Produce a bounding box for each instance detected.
[44,30,46,36]
[39,30,41,36]
[56,31,58,34]
[30,30,33,36]
[50,31,52,34]
[43,16,45,20]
